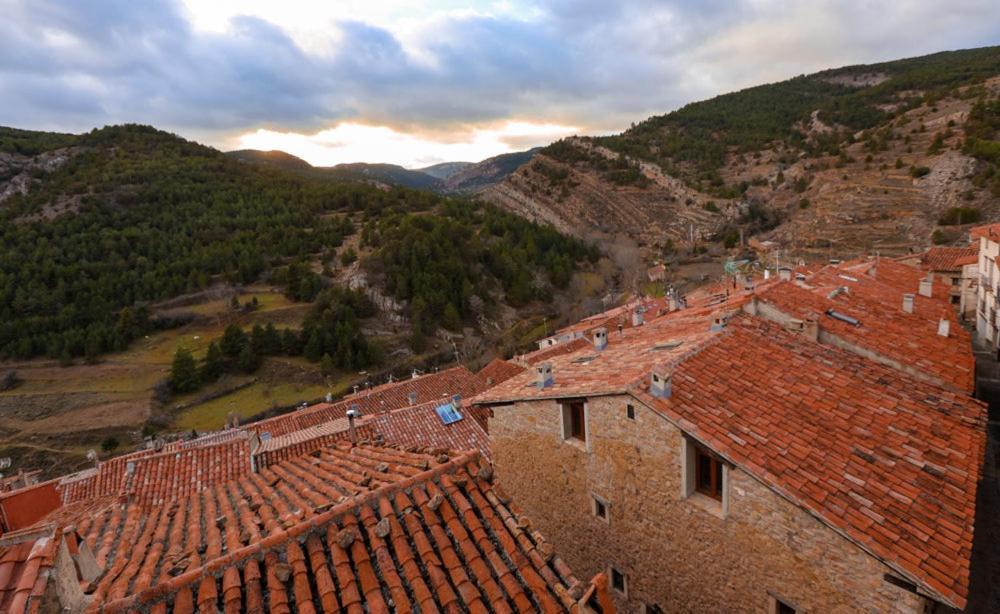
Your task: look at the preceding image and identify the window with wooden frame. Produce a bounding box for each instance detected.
[694,444,724,501]
[561,400,587,443]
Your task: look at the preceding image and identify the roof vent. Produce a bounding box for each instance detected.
[408,391,417,405]
[650,367,672,399]
[593,327,608,351]
[536,362,554,389]
[778,267,792,281]
[919,277,933,298]
[938,317,951,338]
[902,293,914,314]
[710,314,728,332]
[825,309,860,327]
[827,286,849,299]
[632,309,644,327]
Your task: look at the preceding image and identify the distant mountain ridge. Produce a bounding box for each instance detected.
[225,149,538,194]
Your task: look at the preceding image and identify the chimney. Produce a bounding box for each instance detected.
[408,391,417,405]
[411,368,420,380]
[938,317,951,338]
[451,394,462,408]
[346,404,360,443]
[902,293,914,314]
[536,362,554,389]
[919,276,933,298]
[778,267,792,281]
[764,269,771,280]
[593,327,608,350]
[650,366,672,398]
[710,314,728,332]
[632,309,644,327]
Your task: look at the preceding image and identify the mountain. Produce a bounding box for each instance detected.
[417,161,474,180]
[226,148,538,194]
[228,149,314,172]
[482,46,1000,260]
[445,148,541,194]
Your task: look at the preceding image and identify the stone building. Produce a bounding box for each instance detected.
[474,261,986,613]
[973,223,1000,351]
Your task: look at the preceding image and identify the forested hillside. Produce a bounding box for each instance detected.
[482,45,1000,267]
[0,125,597,363]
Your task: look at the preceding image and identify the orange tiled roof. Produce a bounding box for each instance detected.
[920,246,978,272]
[48,443,601,613]
[756,276,975,392]
[970,222,1000,240]
[247,366,488,438]
[477,357,525,386]
[0,525,61,613]
[478,311,725,404]
[635,316,986,609]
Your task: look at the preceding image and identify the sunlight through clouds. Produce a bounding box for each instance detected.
[233,120,579,167]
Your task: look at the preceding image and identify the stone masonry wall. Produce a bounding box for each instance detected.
[489,394,929,613]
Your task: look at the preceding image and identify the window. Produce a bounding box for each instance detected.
[642,605,664,614]
[592,494,609,522]
[626,404,635,420]
[695,445,724,500]
[561,400,587,444]
[768,594,798,614]
[610,567,627,596]
[951,295,961,305]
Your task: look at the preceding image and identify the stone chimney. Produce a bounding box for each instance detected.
[346,404,361,443]
[902,293,914,314]
[778,267,792,281]
[451,394,462,408]
[938,317,951,338]
[710,314,728,332]
[650,366,672,399]
[919,276,933,298]
[632,309,644,327]
[536,362,553,389]
[593,327,608,351]
[408,391,417,405]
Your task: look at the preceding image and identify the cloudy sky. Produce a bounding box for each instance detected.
[2,1,998,167]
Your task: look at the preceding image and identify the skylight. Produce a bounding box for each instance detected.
[435,403,464,425]
[825,309,861,327]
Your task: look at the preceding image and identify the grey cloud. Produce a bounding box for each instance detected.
[1,0,998,143]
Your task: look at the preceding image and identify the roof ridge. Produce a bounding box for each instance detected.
[95,447,485,613]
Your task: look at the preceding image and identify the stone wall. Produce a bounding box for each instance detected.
[489,394,929,613]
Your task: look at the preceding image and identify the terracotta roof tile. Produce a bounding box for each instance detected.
[920,246,978,272]
[476,358,525,386]
[247,366,488,438]
[635,315,986,609]
[51,443,603,613]
[756,271,974,392]
[0,525,61,613]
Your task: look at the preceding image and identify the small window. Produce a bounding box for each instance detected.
[951,295,961,305]
[592,494,609,522]
[626,404,635,420]
[561,401,587,443]
[695,445,724,501]
[769,595,797,614]
[610,567,627,596]
[642,605,664,614]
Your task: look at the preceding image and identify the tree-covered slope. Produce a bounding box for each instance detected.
[0,124,596,362]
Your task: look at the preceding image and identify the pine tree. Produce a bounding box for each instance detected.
[237,345,261,374]
[319,353,335,375]
[220,324,247,357]
[201,341,225,382]
[171,347,200,392]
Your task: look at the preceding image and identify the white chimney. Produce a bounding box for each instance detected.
[408,391,417,405]
[919,277,933,298]
[411,368,420,380]
[938,318,950,338]
[536,362,553,388]
[902,293,914,314]
[764,269,771,280]
[346,405,360,443]
[632,309,644,327]
[650,366,672,399]
[451,394,462,408]
[593,327,608,351]
[778,267,792,281]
